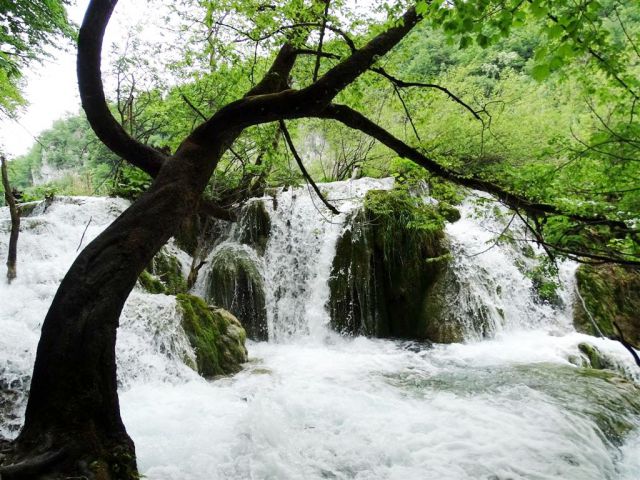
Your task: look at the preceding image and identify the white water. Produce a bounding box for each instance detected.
[262,178,393,340]
[1,180,640,479]
[444,193,578,338]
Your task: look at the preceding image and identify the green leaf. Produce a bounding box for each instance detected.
[531,64,550,81]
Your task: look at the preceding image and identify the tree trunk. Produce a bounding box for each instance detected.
[1,155,19,283]
[1,146,227,479]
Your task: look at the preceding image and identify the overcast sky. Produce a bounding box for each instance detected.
[0,1,159,157]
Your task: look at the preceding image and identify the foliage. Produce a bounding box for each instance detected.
[526,258,561,305]
[109,166,153,200]
[138,248,187,295]
[364,187,448,266]
[0,0,74,114]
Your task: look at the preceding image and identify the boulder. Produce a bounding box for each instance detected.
[237,199,271,255]
[329,188,454,341]
[137,247,187,295]
[206,245,268,340]
[176,294,248,377]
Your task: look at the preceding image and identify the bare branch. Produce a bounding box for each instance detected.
[78,0,167,177]
[313,1,331,82]
[279,119,340,214]
[180,90,208,121]
[370,66,483,122]
[295,49,481,122]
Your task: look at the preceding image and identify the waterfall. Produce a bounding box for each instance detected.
[2,185,639,479]
[443,193,577,338]
[219,179,575,343]
[0,197,198,438]
[261,178,393,341]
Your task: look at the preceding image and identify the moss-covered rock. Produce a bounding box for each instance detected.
[329,188,452,341]
[421,267,469,343]
[137,248,187,295]
[138,270,166,294]
[578,342,614,370]
[176,294,247,377]
[574,264,640,344]
[237,199,271,255]
[206,245,268,340]
[437,202,461,223]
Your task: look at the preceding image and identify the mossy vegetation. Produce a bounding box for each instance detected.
[329,187,453,341]
[363,188,447,262]
[436,202,461,223]
[206,245,268,340]
[578,342,613,370]
[238,199,271,255]
[176,294,247,377]
[574,264,640,345]
[137,248,187,295]
[527,259,561,306]
[138,270,166,294]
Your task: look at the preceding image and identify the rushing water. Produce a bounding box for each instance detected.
[1,180,640,479]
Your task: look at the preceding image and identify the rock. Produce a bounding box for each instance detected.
[206,245,268,340]
[329,188,453,341]
[16,201,40,217]
[237,199,271,255]
[437,202,461,223]
[176,294,248,377]
[578,342,614,370]
[138,270,167,294]
[137,247,187,295]
[573,264,640,345]
[567,354,588,367]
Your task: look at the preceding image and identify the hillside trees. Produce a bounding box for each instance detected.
[0,0,639,478]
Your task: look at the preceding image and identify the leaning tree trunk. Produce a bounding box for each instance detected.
[1,155,19,283]
[1,146,228,479]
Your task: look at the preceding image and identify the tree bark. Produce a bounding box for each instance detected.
[1,155,19,284]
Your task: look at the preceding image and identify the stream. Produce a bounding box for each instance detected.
[1,178,639,479]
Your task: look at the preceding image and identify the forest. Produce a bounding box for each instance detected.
[0,0,639,479]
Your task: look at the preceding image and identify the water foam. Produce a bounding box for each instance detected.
[1,184,639,479]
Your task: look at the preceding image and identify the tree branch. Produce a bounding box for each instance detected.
[186,7,421,150]
[1,155,20,283]
[317,103,637,255]
[78,0,167,177]
[180,91,208,121]
[279,119,339,214]
[312,1,331,82]
[295,49,482,122]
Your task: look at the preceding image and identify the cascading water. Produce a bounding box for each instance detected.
[1,180,640,479]
[261,178,393,341]
[443,193,578,338]
[0,197,199,437]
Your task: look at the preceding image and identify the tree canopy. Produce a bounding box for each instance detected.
[0,0,74,114]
